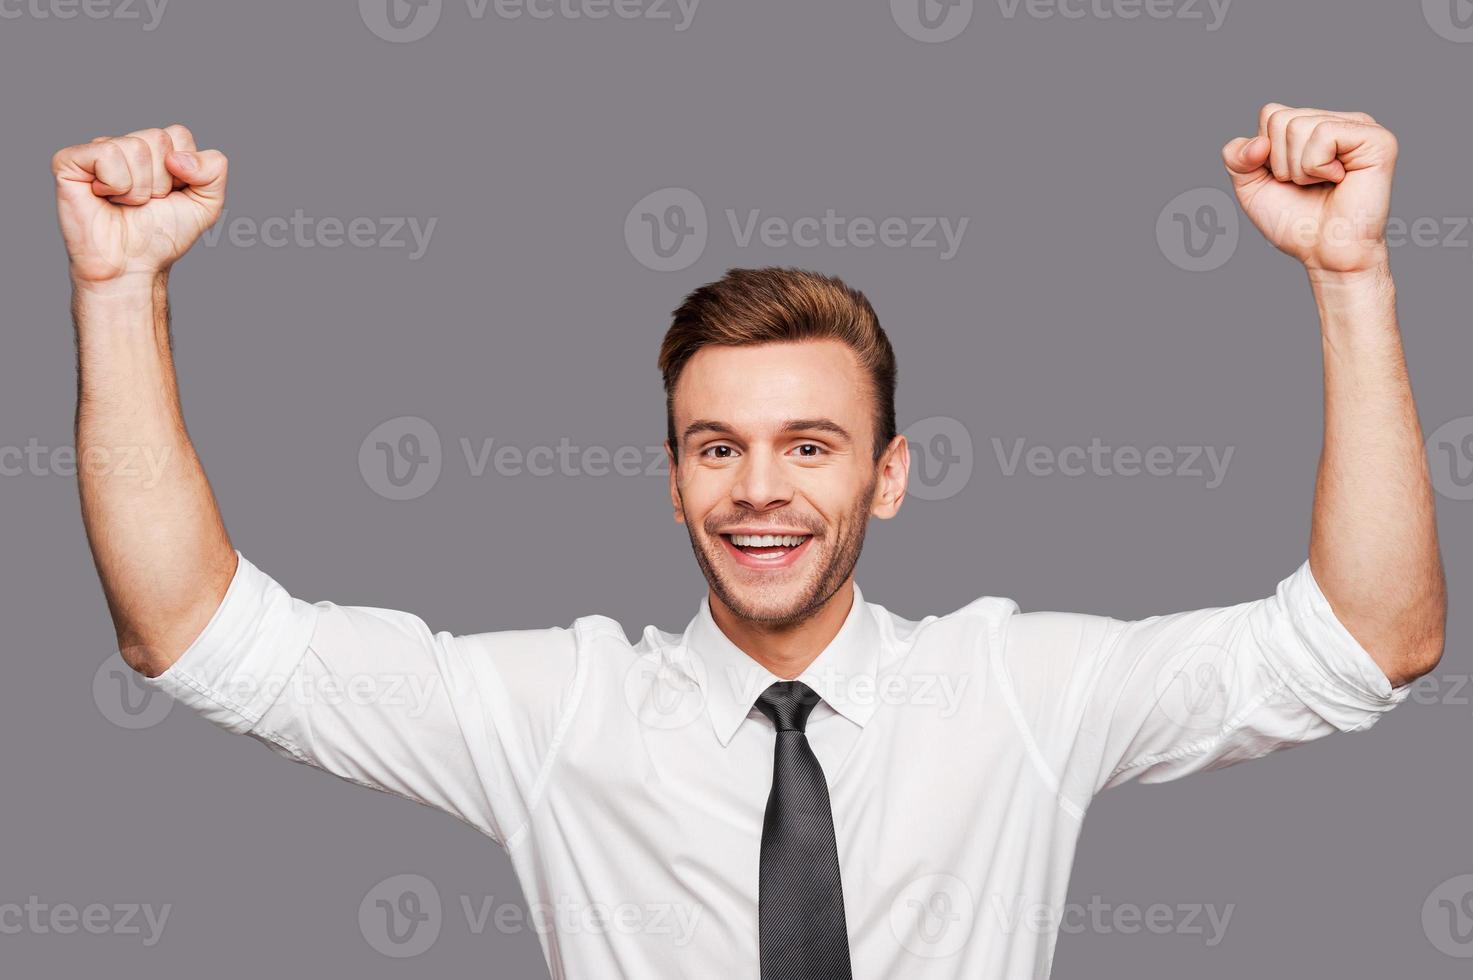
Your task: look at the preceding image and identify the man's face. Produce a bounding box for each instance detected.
[666,339,908,628]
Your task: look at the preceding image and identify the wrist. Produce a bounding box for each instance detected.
[1307,256,1393,306]
[71,270,168,313]
[1304,248,1392,289]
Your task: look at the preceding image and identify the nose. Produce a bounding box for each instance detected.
[730,449,794,512]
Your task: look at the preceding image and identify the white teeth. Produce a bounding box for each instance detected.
[729,533,809,548]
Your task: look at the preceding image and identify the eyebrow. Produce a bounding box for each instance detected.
[682,418,854,445]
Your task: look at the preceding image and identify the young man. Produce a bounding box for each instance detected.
[54,105,1444,979]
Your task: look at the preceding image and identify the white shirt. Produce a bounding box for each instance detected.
[141,552,1410,978]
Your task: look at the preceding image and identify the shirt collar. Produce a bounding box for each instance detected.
[682,582,881,747]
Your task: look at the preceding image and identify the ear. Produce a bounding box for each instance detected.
[665,440,685,524]
[870,434,909,520]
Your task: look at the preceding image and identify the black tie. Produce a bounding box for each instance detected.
[754,680,853,979]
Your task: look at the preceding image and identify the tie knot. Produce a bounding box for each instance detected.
[754,681,821,733]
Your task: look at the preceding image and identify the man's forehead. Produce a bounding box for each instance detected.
[677,339,863,396]
[673,340,868,431]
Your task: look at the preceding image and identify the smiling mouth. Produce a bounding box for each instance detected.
[719,532,814,568]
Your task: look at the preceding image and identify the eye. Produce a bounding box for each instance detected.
[701,445,738,459]
[793,443,826,458]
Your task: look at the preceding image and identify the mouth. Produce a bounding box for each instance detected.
[718,532,814,570]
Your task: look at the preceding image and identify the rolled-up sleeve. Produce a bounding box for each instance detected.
[1089,560,1413,793]
[999,560,1415,809]
[137,551,583,845]
[140,552,321,734]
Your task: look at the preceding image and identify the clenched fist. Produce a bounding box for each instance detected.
[53,125,227,287]
[1222,104,1398,275]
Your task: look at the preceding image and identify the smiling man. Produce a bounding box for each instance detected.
[55,104,1445,979]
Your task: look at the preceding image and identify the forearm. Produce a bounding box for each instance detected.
[74,273,236,677]
[1307,257,1446,686]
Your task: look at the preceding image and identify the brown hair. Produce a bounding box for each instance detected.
[658,267,897,464]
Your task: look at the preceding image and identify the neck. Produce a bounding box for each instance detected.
[708,578,855,679]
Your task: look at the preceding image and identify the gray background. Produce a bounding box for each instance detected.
[3,0,1471,976]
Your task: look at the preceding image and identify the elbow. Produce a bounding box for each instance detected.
[118,641,176,679]
[1403,624,1446,684]
[1388,597,1448,687]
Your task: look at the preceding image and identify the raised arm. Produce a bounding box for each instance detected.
[1222,103,1446,688]
[54,125,235,677]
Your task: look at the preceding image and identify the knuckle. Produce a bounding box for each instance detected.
[164,123,194,144]
[98,141,128,166]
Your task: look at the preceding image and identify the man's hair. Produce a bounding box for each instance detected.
[658,267,898,464]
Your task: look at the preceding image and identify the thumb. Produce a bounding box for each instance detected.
[1222,135,1270,188]
[165,148,228,210]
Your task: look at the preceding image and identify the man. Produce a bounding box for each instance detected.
[54,105,1445,979]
